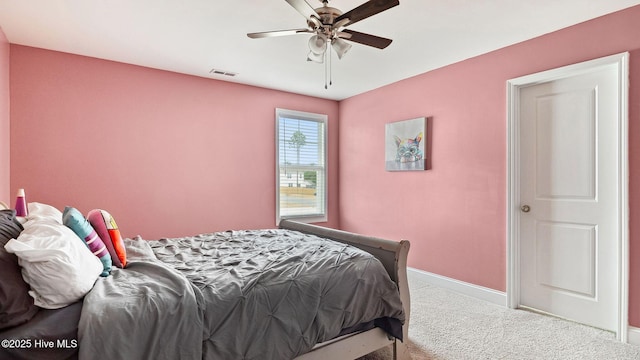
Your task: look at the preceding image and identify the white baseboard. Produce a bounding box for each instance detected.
[408,267,507,307]
[628,326,640,346]
[408,267,640,345]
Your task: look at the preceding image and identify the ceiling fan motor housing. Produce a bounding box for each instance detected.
[309,6,343,32]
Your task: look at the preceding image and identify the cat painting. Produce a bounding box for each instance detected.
[385,117,426,171]
[394,132,423,163]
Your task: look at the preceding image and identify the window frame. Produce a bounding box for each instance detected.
[275,108,328,225]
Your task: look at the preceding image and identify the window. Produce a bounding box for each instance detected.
[276,108,327,224]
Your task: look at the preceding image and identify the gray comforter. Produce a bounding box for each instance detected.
[78,229,405,360]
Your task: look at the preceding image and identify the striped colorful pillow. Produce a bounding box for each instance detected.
[62,206,112,277]
[87,209,127,269]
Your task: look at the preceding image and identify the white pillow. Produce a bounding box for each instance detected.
[4,220,103,309]
[26,202,64,224]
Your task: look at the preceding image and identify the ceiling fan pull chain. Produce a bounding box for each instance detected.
[324,42,330,89]
[329,44,333,87]
[324,50,328,89]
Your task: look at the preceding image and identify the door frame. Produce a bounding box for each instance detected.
[506,52,629,341]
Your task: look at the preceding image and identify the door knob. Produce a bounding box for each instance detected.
[521,205,531,213]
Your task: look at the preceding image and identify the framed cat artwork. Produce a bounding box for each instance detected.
[385,117,426,171]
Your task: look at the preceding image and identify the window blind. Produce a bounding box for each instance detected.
[276,109,327,224]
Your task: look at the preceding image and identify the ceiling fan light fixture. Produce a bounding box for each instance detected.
[308,34,327,54]
[331,37,352,59]
[307,50,324,63]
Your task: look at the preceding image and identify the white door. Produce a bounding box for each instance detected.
[513,54,628,334]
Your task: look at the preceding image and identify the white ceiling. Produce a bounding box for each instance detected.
[1,0,639,100]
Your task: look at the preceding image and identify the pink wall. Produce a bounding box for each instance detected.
[338,5,640,325]
[9,46,339,239]
[0,27,9,203]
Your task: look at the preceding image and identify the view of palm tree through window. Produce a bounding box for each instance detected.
[277,115,326,219]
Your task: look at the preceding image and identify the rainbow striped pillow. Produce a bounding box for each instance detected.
[87,209,127,269]
[63,206,112,277]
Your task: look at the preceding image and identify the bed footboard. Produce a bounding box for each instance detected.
[279,220,410,360]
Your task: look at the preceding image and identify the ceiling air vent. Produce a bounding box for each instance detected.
[209,68,238,77]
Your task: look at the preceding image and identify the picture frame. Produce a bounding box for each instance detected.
[385,117,426,171]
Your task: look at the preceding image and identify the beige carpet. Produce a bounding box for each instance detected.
[360,273,640,359]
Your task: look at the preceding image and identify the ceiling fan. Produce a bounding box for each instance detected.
[247,0,399,87]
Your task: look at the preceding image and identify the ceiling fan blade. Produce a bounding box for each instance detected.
[285,0,321,22]
[340,29,392,49]
[247,28,312,39]
[335,0,399,27]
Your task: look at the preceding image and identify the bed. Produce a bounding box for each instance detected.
[0,202,410,360]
